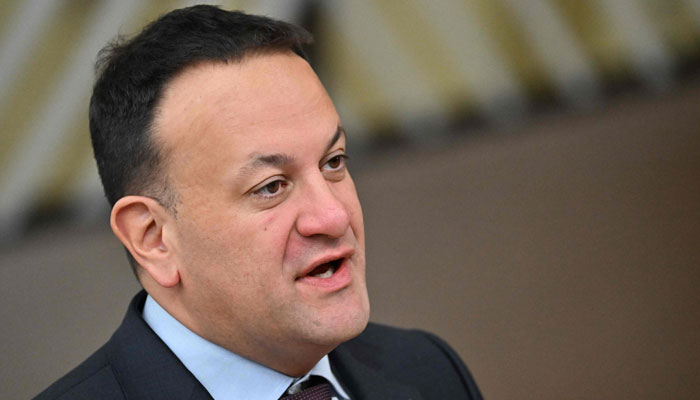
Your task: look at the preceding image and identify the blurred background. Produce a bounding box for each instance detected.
[1,0,700,398]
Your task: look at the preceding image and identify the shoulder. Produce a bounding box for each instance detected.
[33,292,210,400]
[33,344,124,400]
[347,323,478,380]
[332,322,483,399]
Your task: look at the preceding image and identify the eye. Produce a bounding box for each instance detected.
[261,180,281,194]
[252,177,288,199]
[322,154,348,172]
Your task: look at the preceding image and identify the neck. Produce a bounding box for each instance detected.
[144,284,335,377]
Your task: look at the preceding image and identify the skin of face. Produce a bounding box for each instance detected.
[149,51,370,376]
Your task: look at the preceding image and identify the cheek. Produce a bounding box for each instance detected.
[338,180,364,237]
[252,208,298,265]
[175,204,247,280]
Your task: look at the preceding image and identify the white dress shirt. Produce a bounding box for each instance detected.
[142,295,350,400]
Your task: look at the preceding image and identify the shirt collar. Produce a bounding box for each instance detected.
[290,356,350,399]
[142,295,349,400]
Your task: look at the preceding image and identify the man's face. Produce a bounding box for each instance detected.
[153,52,369,371]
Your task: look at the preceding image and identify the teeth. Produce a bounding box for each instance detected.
[314,268,334,278]
[310,262,337,278]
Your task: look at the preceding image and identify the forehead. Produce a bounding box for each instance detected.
[153,51,338,162]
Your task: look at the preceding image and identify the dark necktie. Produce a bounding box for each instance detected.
[280,375,333,400]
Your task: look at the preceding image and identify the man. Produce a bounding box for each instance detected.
[36,6,481,400]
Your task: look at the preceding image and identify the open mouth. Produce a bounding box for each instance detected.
[306,258,343,279]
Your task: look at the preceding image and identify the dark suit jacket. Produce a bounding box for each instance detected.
[35,291,482,399]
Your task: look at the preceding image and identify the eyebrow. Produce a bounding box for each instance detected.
[237,125,346,179]
[237,153,295,181]
[325,125,345,153]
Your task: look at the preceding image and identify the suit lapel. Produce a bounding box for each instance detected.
[106,291,213,400]
[330,339,424,400]
[107,292,424,400]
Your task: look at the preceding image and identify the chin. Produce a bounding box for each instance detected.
[316,295,370,347]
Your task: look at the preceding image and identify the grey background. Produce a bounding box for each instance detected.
[2,82,700,399]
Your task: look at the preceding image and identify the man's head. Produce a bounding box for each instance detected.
[90,5,312,275]
[92,6,370,376]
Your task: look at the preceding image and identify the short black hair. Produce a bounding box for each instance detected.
[89,5,313,275]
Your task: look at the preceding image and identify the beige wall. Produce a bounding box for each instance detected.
[2,83,699,399]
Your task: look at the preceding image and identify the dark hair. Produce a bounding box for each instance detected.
[89,5,313,275]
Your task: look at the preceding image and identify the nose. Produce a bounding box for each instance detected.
[295,176,351,239]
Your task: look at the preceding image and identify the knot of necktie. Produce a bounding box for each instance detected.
[280,375,333,400]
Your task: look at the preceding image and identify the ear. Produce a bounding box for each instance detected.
[110,196,180,288]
